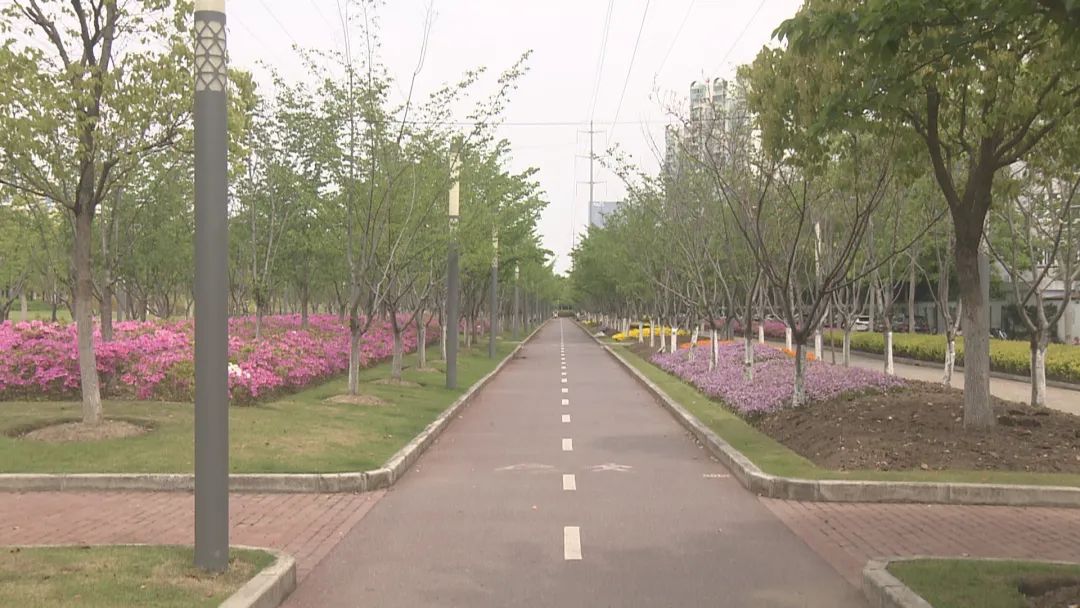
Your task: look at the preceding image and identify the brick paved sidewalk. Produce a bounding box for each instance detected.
[762,498,1080,586]
[0,491,383,581]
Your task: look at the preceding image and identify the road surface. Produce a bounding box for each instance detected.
[284,320,863,608]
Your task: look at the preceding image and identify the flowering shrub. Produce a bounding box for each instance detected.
[0,315,438,404]
[730,320,789,339]
[651,342,906,415]
[612,326,688,341]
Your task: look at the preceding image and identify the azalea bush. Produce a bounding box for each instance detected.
[730,320,789,339]
[826,331,1080,384]
[612,326,688,341]
[651,342,905,414]
[0,315,437,404]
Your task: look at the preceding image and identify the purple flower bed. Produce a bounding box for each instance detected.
[651,342,906,414]
[0,314,437,403]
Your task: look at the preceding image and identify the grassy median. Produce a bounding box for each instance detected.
[0,546,274,607]
[889,559,1080,608]
[616,346,1080,487]
[0,341,518,474]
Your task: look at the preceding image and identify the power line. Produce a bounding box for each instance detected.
[656,0,696,77]
[587,0,616,121]
[710,0,767,76]
[609,0,651,140]
[255,0,302,49]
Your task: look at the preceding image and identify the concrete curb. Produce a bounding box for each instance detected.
[580,322,1080,508]
[863,556,1080,608]
[862,559,934,608]
[0,543,296,608]
[222,546,297,608]
[0,323,546,494]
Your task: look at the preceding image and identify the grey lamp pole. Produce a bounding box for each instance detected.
[512,263,520,340]
[193,0,229,573]
[446,160,461,390]
[489,230,498,358]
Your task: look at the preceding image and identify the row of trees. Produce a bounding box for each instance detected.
[0,1,563,424]
[572,0,1079,424]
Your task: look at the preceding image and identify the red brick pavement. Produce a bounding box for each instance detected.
[761,498,1080,586]
[0,491,383,581]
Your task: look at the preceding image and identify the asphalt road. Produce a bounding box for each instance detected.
[284,320,864,608]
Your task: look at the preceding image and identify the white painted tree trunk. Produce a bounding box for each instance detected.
[785,326,792,351]
[884,331,895,375]
[1032,337,1048,407]
[710,329,718,371]
[348,326,362,395]
[441,324,447,360]
[671,324,678,353]
[418,319,427,369]
[813,330,823,359]
[19,291,27,322]
[792,343,807,407]
[743,334,754,381]
[638,320,643,342]
[649,318,656,348]
[843,329,852,367]
[688,327,699,361]
[943,337,956,386]
[757,324,765,344]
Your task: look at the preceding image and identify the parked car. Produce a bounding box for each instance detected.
[853,315,871,331]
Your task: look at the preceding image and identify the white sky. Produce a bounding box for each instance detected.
[225,0,803,273]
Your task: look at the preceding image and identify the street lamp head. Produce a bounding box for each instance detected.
[195,0,225,11]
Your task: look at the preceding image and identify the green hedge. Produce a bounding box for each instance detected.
[823,331,1080,384]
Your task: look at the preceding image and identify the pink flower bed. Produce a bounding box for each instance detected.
[651,342,906,414]
[0,315,437,403]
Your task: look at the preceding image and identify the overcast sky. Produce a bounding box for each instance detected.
[225,0,803,273]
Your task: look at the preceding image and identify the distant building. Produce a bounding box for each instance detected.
[664,77,748,177]
[589,200,621,229]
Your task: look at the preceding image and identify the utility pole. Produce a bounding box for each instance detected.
[512,263,520,339]
[575,122,603,250]
[193,0,229,573]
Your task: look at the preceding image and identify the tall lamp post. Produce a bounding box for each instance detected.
[193,0,229,573]
[489,229,498,358]
[512,263,520,340]
[446,157,461,389]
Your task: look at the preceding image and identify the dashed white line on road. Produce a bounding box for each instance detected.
[564,526,582,560]
[563,474,576,491]
[561,378,567,383]
[562,438,573,451]
[561,371,567,376]
[561,388,569,393]
[562,414,571,423]
[561,398,569,405]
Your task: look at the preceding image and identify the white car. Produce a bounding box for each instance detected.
[853,316,871,332]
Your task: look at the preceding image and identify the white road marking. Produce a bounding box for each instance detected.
[703,473,731,479]
[561,371,567,376]
[561,378,567,383]
[495,463,555,472]
[588,463,633,472]
[562,414,571,423]
[563,474,577,491]
[561,388,569,393]
[561,398,569,405]
[564,526,582,560]
[562,438,573,451]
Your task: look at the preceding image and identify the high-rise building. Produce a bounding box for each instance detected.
[664,77,748,176]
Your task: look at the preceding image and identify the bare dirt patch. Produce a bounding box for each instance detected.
[1020,574,1080,608]
[753,381,1080,473]
[20,419,151,443]
[326,394,391,407]
[369,378,422,388]
[412,367,441,373]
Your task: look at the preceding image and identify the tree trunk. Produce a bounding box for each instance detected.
[348,317,362,395]
[391,327,404,381]
[418,316,427,369]
[19,290,27,322]
[300,283,310,330]
[813,330,823,359]
[757,323,765,345]
[785,326,792,351]
[638,320,643,343]
[649,317,656,348]
[843,327,852,366]
[1031,330,1048,407]
[792,342,807,407]
[907,251,917,333]
[956,242,993,428]
[710,328,718,371]
[884,330,895,375]
[944,334,957,387]
[74,209,103,424]
[689,326,699,361]
[117,288,127,322]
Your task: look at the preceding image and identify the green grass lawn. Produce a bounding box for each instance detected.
[889,559,1080,608]
[0,546,274,607]
[616,347,1080,487]
[0,341,518,474]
